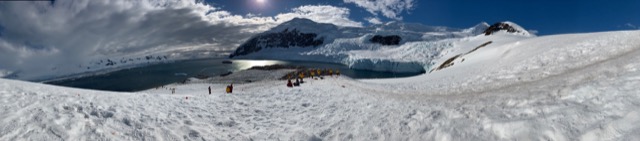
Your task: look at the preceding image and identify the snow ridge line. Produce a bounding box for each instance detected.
[474,43,640,96]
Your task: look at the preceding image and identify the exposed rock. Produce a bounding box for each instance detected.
[369,35,401,45]
[229,28,324,58]
[483,22,521,35]
[431,41,493,72]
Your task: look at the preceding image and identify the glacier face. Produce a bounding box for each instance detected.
[230,18,513,73]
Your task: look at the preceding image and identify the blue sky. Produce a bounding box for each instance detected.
[208,0,640,35]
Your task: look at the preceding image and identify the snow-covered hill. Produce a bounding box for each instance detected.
[2,29,640,140]
[230,18,497,73]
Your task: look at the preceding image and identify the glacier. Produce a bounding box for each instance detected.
[230,18,503,73]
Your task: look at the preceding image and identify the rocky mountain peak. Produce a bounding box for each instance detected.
[483,22,532,36]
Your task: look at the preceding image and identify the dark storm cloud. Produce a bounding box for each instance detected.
[0,24,4,37]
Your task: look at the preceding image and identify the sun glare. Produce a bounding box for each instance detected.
[256,0,266,4]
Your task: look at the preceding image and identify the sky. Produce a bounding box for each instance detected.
[206,0,640,35]
[0,0,639,76]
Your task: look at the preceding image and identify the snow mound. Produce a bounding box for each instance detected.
[373,30,640,95]
[463,22,491,35]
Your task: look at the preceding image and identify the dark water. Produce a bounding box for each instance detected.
[47,58,423,92]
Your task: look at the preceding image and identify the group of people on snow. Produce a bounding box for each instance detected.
[155,85,178,94]
[287,68,340,88]
[208,83,234,94]
[199,68,341,94]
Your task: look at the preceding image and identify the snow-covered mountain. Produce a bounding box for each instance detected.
[2,29,640,140]
[229,18,528,73]
[0,18,526,81]
[482,21,532,36]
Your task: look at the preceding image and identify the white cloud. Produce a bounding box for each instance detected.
[366,17,383,24]
[0,0,361,79]
[344,0,414,20]
[624,23,638,29]
[0,0,254,74]
[274,5,363,27]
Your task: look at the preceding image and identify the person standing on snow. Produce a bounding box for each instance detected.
[298,72,305,83]
[226,83,233,94]
[208,86,211,94]
[287,79,293,87]
[294,78,300,86]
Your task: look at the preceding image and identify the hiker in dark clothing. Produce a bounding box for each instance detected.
[287,79,293,87]
[294,78,300,86]
[208,86,211,94]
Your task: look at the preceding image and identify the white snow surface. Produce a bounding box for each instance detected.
[2,30,640,140]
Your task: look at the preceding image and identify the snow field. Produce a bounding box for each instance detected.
[2,76,454,140]
[362,31,640,95]
[3,59,640,141]
[2,30,640,140]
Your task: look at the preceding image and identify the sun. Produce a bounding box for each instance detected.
[256,0,266,4]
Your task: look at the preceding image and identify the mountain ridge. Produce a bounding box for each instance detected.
[229,18,532,73]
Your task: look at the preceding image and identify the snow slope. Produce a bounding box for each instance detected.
[2,30,640,140]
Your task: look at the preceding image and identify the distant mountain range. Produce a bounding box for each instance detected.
[229,18,532,73]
